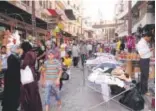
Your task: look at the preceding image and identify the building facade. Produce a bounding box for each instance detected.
[115,0,155,37]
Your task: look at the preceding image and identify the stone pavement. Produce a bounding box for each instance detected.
[59,67,129,111]
[0,66,154,111]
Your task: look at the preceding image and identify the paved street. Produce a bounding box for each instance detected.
[0,66,154,111]
[58,65,154,111]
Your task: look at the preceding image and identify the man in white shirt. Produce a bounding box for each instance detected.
[136,31,154,95]
[72,43,80,67]
[87,43,93,58]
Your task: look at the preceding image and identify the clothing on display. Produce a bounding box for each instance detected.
[86,54,122,65]
[111,67,125,76]
[101,84,110,102]
[93,63,119,70]
[88,71,125,87]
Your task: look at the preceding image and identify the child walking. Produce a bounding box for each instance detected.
[41,51,62,111]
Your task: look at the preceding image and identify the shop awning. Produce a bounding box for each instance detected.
[42,9,58,17]
[0,1,47,29]
[61,30,73,37]
[64,9,76,20]
[47,9,58,16]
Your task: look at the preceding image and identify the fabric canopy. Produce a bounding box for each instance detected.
[41,9,58,16]
[64,9,76,20]
[61,30,72,37]
[47,9,58,16]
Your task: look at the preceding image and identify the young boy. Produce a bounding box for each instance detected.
[41,51,62,111]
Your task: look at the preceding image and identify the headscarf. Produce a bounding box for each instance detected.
[10,45,19,54]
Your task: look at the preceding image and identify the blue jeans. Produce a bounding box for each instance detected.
[43,80,60,105]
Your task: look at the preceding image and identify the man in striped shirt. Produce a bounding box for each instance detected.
[41,50,62,111]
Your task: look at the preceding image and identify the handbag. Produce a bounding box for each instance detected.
[61,71,69,80]
[20,66,34,85]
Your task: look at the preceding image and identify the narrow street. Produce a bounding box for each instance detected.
[58,64,130,111]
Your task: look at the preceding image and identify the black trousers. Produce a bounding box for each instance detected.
[73,57,79,66]
[140,58,150,94]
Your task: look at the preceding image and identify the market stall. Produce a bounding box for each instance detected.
[83,53,144,111]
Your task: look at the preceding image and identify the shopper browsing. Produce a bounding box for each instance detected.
[41,51,62,111]
[136,30,154,95]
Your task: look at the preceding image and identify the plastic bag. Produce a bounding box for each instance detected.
[20,66,34,85]
[61,71,69,80]
[119,88,144,110]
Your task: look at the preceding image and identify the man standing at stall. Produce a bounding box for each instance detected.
[136,30,154,95]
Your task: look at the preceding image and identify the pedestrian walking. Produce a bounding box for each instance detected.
[87,42,93,58]
[0,46,8,88]
[111,40,116,55]
[136,30,154,95]
[20,42,42,111]
[80,41,87,66]
[120,39,125,51]
[66,43,72,58]
[41,51,62,111]
[2,45,23,111]
[60,42,67,59]
[116,39,121,54]
[36,40,46,69]
[72,43,80,67]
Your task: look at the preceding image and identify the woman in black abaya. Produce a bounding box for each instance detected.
[2,45,23,111]
[20,42,42,111]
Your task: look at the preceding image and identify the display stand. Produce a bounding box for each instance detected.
[83,63,135,111]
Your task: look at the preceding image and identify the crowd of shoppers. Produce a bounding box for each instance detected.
[0,27,154,111]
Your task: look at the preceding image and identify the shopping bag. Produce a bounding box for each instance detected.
[119,88,144,110]
[20,66,34,85]
[61,71,69,80]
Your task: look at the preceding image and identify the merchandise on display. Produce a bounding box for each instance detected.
[86,54,122,65]
[117,51,140,61]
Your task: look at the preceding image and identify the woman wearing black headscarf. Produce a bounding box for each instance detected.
[20,42,42,111]
[2,45,23,111]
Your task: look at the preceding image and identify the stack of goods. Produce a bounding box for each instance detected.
[117,52,140,61]
[87,62,145,111]
[86,54,122,65]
